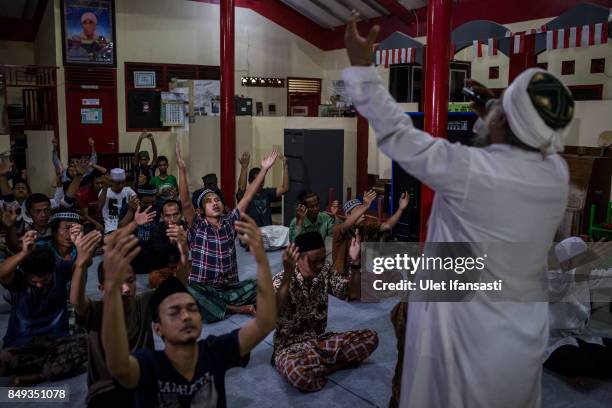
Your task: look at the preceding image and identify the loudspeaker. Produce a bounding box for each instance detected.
[284,129,344,226]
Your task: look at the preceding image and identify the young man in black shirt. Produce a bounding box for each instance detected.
[101,213,277,407]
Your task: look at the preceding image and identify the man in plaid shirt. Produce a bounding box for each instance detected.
[176,143,279,322]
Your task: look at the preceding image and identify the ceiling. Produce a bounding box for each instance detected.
[0,0,47,42]
[0,0,42,21]
[278,0,427,29]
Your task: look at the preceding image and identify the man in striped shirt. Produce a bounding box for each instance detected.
[176,144,279,322]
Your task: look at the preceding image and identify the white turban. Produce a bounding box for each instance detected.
[502,68,573,155]
[81,12,98,24]
[554,237,587,264]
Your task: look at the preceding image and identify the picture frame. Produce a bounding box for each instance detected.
[60,0,117,67]
[134,71,156,89]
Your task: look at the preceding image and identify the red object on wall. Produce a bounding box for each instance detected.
[64,67,118,156]
[508,33,536,83]
[356,113,369,196]
[220,0,236,209]
[489,66,500,79]
[421,0,452,242]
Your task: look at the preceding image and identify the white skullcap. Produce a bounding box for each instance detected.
[554,237,587,264]
[502,68,574,155]
[81,12,97,24]
[110,168,126,182]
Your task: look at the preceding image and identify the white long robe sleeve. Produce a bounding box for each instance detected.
[343,66,570,408]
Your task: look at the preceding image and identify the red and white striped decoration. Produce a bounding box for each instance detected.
[505,27,547,37]
[512,33,525,54]
[472,40,483,59]
[487,38,498,56]
[546,23,608,50]
[375,47,416,68]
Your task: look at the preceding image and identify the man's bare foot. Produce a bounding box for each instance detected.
[227,304,256,316]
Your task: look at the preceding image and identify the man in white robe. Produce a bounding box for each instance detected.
[342,14,574,408]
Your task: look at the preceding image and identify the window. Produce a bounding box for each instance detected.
[124,62,219,131]
[568,84,603,101]
[389,64,421,104]
[489,66,499,79]
[591,58,605,74]
[287,77,321,117]
[449,61,471,102]
[390,61,470,106]
[561,60,575,76]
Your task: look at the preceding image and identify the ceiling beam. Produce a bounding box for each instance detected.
[374,0,415,26]
[32,0,49,39]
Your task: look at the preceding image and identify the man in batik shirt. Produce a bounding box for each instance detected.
[272,231,378,391]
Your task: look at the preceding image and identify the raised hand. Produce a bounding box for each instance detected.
[75,229,102,265]
[344,12,380,67]
[88,137,95,148]
[261,148,279,170]
[103,232,141,289]
[166,224,186,245]
[398,191,410,210]
[134,205,156,225]
[127,195,140,211]
[282,243,299,273]
[330,200,340,216]
[238,152,250,167]
[69,223,83,244]
[0,158,12,176]
[21,230,37,254]
[175,143,186,170]
[75,157,91,176]
[349,228,361,265]
[295,204,307,222]
[363,190,377,207]
[234,214,265,262]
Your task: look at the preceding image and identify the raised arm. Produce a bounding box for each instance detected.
[175,143,195,226]
[133,133,145,166]
[148,134,158,164]
[276,153,289,198]
[1,206,20,254]
[102,226,142,389]
[237,149,278,215]
[339,190,376,234]
[167,224,190,285]
[70,229,102,316]
[343,14,471,198]
[236,152,250,199]
[235,214,277,356]
[0,230,36,285]
[276,243,299,312]
[346,229,362,299]
[0,159,13,198]
[118,196,139,228]
[97,185,109,215]
[380,191,409,231]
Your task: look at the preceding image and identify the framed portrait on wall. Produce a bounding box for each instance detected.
[61,0,117,67]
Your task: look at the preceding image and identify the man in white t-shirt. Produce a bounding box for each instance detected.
[98,169,136,234]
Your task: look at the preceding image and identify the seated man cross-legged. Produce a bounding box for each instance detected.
[176,143,279,322]
[273,231,379,391]
[0,232,87,386]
